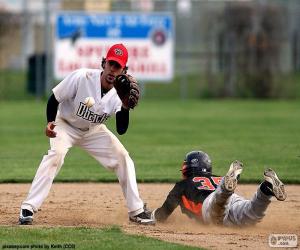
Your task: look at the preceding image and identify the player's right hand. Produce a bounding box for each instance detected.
[45,121,57,138]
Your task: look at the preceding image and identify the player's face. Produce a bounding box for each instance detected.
[103,60,123,84]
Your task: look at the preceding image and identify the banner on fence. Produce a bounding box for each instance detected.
[55,12,174,82]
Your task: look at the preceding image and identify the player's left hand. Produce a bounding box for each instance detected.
[114,74,140,109]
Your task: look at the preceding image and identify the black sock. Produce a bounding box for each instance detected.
[23,209,33,217]
[260,181,274,196]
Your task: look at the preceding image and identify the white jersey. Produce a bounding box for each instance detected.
[53,68,122,130]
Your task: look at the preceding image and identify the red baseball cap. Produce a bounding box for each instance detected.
[106,44,128,68]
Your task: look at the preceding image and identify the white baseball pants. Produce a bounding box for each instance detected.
[21,117,144,216]
[202,178,271,226]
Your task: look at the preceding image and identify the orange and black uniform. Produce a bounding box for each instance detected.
[155,175,223,222]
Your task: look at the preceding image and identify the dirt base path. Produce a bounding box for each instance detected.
[1,183,299,249]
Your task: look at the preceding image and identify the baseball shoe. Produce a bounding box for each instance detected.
[129,210,155,225]
[223,160,243,192]
[143,203,152,217]
[263,168,287,201]
[19,209,33,225]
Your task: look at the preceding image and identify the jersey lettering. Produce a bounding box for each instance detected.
[211,176,222,186]
[76,102,109,123]
[192,177,216,191]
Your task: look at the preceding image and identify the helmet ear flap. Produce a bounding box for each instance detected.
[181,161,188,179]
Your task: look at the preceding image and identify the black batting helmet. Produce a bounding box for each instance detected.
[181,150,212,178]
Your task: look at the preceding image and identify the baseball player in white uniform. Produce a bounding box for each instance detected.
[19,43,154,225]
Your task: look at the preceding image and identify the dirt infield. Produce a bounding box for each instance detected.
[1,183,299,249]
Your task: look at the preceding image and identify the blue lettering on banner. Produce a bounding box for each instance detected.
[56,13,173,40]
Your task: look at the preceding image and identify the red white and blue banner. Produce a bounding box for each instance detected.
[55,12,174,82]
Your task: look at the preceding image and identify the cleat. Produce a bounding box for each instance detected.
[223,160,243,192]
[143,203,152,217]
[129,211,155,225]
[263,168,287,201]
[19,209,33,225]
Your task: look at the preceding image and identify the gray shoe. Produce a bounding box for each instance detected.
[143,203,152,217]
[264,168,287,201]
[223,160,243,192]
[129,211,155,225]
[19,209,33,225]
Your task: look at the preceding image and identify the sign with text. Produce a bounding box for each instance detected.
[55,12,174,82]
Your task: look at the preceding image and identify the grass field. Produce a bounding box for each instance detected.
[0,226,201,250]
[1,98,299,249]
[0,99,299,183]
[1,70,300,100]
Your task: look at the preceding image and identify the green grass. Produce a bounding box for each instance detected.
[2,70,300,100]
[0,70,32,100]
[114,72,300,99]
[0,99,299,183]
[0,226,201,250]
[0,90,298,250]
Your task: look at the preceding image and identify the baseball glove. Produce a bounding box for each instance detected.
[114,74,140,109]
